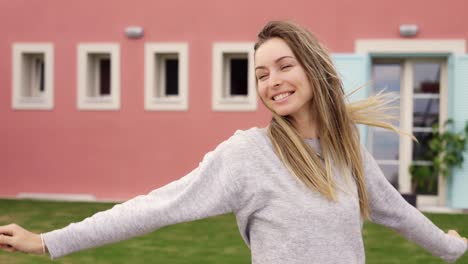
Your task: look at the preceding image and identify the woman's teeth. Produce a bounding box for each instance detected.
[273,92,292,101]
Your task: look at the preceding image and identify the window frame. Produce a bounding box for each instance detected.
[12,43,54,110]
[77,43,120,110]
[144,43,188,111]
[212,42,256,111]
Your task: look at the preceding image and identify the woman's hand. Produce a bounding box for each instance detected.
[0,223,45,255]
[447,229,468,244]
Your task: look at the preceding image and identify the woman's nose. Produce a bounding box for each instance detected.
[269,73,282,88]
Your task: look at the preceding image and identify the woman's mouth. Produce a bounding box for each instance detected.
[272,91,294,101]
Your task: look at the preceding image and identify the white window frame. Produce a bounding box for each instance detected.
[356,39,465,207]
[12,43,54,110]
[356,39,465,55]
[212,42,256,111]
[144,43,188,111]
[77,43,120,110]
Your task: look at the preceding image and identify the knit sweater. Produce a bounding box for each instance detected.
[42,127,467,263]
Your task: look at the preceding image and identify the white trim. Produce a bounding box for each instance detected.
[355,39,466,54]
[144,43,189,111]
[398,60,413,193]
[77,43,120,110]
[12,43,54,110]
[17,193,96,202]
[212,42,256,111]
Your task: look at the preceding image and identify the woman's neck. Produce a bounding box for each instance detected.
[296,123,318,139]
[290,113,319,139]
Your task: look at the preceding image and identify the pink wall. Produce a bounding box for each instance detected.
[1,0,467,200]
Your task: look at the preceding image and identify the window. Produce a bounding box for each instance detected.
[144,43,188,111]
[12,43,54,110]
[77,43,120,110]
[212,43,256,111]
[89,54,111,97]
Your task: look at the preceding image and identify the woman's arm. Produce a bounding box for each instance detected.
[361,145,467,263]
[1,131,248,260]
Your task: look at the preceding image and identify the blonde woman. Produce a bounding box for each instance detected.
[1,21,467,263]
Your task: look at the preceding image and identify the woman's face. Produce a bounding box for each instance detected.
[255,37,313,120]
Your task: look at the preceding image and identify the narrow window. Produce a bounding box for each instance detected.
[212,43,256,111]
[12,43,54,110]
[144,43,188,111]
[165,58,179,96]
[87,54,112,97]
[99,57,111,96]
[155,54,179,97]
[38,58,45,93]
[229,57,248,96]
[22,54,46,97]
[78,43,120,110]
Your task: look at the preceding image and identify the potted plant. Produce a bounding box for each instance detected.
[407,119,468,207]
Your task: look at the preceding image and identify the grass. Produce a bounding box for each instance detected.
[1,199,467,263]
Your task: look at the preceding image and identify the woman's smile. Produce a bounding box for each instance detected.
[272,91,295,102]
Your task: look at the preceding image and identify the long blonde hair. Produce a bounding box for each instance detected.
[255,21,400,219]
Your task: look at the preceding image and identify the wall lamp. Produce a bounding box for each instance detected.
[399,24,419,37]
[125,26,144,39]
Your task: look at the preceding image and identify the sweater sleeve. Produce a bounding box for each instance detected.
[42,131,247,259]
[361,145,467,263]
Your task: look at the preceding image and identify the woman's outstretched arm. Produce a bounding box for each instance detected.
[0,130,249,260]
[361,145,467,263]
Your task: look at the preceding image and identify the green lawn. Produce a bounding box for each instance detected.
[1,199,467,263]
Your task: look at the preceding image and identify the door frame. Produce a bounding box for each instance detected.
[356,39,465,206]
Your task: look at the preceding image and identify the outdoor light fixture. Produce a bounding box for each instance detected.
[125,26,144,39]
[399,24,419,37]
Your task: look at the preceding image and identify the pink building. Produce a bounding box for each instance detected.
[1,0,468,210]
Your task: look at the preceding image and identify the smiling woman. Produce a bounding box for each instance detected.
[253,21,402,219]
[255,40,313,123]
[0,20,467,264]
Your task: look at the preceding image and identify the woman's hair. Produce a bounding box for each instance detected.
[254,21,400,219]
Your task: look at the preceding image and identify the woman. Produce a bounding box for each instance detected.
[1,21,467,263]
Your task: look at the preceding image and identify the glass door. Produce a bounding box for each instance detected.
[369,62,402,188]
[370,58,448,206]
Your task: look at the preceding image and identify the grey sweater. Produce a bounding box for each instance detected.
[43,127,467,263]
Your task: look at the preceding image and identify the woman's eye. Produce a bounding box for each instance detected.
[281,65,292,70]
[258,75,268,80]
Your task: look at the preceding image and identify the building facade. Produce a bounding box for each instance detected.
[1,0,467,209]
